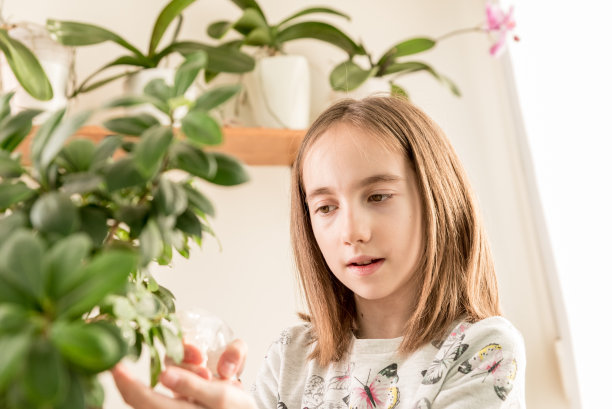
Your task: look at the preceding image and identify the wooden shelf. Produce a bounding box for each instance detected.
[17,126,306,167]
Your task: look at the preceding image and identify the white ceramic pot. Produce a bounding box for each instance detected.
[0,22,72,123]
[332,77,392,101]
[243,55,310,129]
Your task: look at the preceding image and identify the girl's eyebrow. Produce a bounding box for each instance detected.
[306,174,403,201]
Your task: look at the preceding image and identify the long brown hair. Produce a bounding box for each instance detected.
[291,96,501,366]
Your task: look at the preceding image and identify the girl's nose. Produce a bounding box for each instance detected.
[341,207,371,245]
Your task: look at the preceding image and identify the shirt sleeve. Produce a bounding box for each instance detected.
[431,317,526,409]
[252,339,283,409]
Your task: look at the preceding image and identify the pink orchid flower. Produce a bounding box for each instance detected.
[484,2,517,57]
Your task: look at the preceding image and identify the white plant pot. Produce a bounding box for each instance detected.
[243,55,310,129]
[0,23,72,123]
[124,67,200,125]
[332,77,391,101]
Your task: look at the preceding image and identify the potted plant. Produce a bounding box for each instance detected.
[329,2,518,99]
[46,0,255,99]
[0,51,248,408]
[207,0,365,129]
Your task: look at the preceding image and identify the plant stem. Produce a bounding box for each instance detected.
[435,25,483,42]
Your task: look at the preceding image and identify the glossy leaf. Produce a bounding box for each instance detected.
[62,172,104,195]
[148,0,198,56]
[384,61,461,96]
[0,181,35,210]
[0,331,32,392]
[104,157,148,192]
[175,209,202,239]
[31,108,66,171]
[0,229,44,300]
[276,22,366,56]
[378,37,436,68]
[104,94,169,115]
[58,139,96,172]
[0,304,30,335]
[116,204,149,239]
[39,110,92,171]
[390,82,409,98]
[161,321,184,364]
[169,141,217,180]
[0,30,53,101]
[133,126,173,178]
[51,321,127,372]
[150,345,162,387]
[206,152,249,186]
[43,233,92,299]
[278,7,350,27]
[0,109,41,152]
[140,219,163,266]
[57,372,85,409]
[0,212,26,246]
[234,8,268,33]
[174,52,207,97]
[207,21,233,39]
[329,60,376,91]
[0,151,22,178]
[144,78,174,102]
[91,135,122,170]
[55,249,138,319]
[24,340,69,406]
[0,92,14,123]
[159,42,255,73]
[193,84,241,112]
[244,27,272,46]
[31,192,80,236]
[230,0,266,17]
[183,183,215,217]
[78,205,109,246]
[104,113,160,136]
[181,110,222,146]
[46,20,144,58]
[154,177,188,216]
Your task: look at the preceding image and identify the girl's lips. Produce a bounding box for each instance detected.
[347,258,384,276]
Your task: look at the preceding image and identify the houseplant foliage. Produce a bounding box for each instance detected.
[46,0,255,98]
[0,52,248,408]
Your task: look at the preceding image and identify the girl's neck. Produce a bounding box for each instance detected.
[353,290,417,339]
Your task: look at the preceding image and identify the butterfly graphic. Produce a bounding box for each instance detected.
[302,362,354,408]
[420,327,469,384]
[328,362,354,391]
[412,397,431,409]
[349,363,400,409]
[458,343,518,401]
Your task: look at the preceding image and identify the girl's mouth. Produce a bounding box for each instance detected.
[348,258,384,276]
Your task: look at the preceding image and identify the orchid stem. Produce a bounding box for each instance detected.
[435,26,483,42]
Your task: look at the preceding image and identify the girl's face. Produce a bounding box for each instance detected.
[302,123,424,306]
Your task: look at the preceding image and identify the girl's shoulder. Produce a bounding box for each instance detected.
[454,316,524,347]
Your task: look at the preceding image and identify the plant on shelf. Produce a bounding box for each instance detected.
[330,1,518,98]
[0,51,248,408]
[46,0,255,98]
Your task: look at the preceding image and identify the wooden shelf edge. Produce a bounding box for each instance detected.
[17,126,306,167]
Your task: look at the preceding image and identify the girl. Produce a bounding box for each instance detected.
[113,96,526,408]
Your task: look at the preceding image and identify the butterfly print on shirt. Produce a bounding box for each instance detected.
[458,343,518,401]
[420,325,470,384]
[349,363,400,409]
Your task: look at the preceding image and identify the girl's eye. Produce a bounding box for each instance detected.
[369,193,392,202]
[316,205,337,215]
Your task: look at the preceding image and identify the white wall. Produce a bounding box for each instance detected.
[3,1,573,408]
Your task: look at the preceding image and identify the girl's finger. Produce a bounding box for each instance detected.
[182,342,204,365]
[164,355,213,379]
[217,338,248,379]
[111,364,200,409]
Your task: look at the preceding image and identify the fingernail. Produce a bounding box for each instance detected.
[220,362,236,378]
[161,368,179,387]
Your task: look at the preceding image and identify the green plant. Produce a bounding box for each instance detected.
[0,26,53,100]
[46,0,255,98]
[207,0,365,58]
[0,51,248,408]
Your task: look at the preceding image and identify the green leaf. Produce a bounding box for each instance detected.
[206,152,249,186]
[58,139,96,172]
[390,82,409,98]
[72,69,138,97]
[0,211,26,239]
[31,192,80,236]
[57,372,85,409]
[39,110,92,171]
[144,78,173,102]
[104,94,169,114]
[104,113,160,137]
[133,126,173,178]
[51,321,126,372]
[148,0,198,57]
[139,219,163,265]
[78,205,109,247]
[0,305,31,336]
[0,181,35,210]
[82,374,104,409]
[0,331,33,392]
[43,233,92,300]
[175,209,202,239]
[329,60,376,91]
[31,108,65,171]
[0,151,22,178]
[46,19,145,58]
[230,0,266,18]
[244,27,272,46]
[24,340,69,406]
[0,92,15,123]
[169,141,217,180]
[207,21,233,39]
[276,22,366,56]
[183,183,215,216]
[0,229,44,300]
[174,51,207,97]
[116,204,149,239]
[154,285,176,314]
[159,42,255,73]
[56,249,138,319]
[153,177,188,216]
[150,345,162,387]
[377,37,436,68]
[193,84,241,112]
[278,7,351,27]
[0,108,41,152]
[91,135,122,170]
[0,29,53,101]
[181,110,222,146]
[234,8,269,34]
[161,321,183,364]
[383,61,461,96]
[62,172,104,195]
[103,157,148,192]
